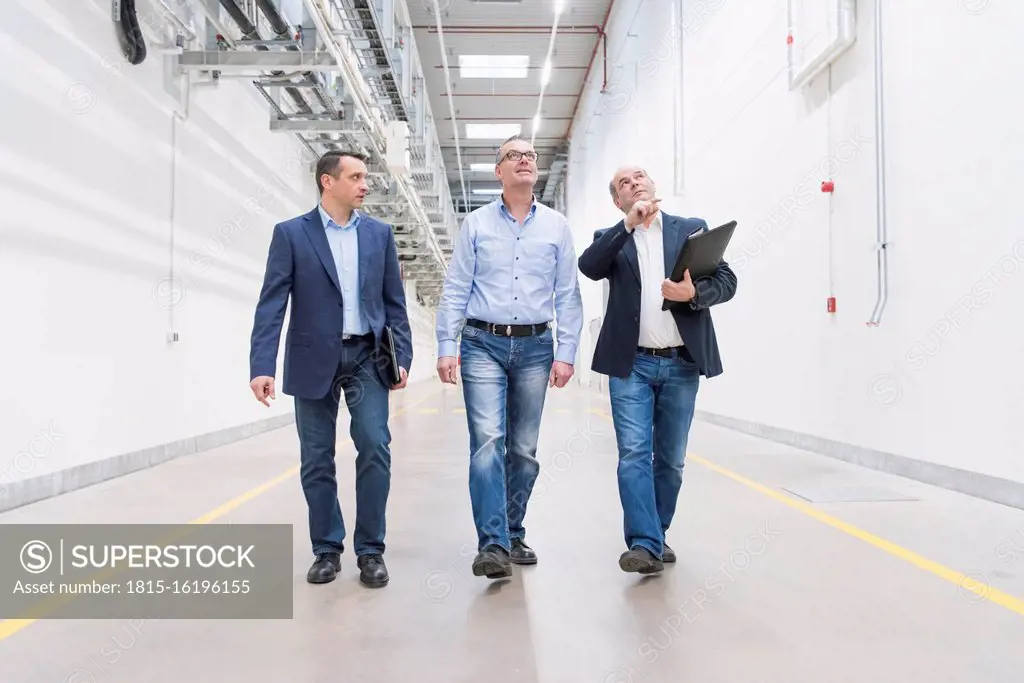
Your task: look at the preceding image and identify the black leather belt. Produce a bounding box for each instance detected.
[638,345,690,359]
[467,319,549,337]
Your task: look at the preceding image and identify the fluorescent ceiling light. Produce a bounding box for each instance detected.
[533,114,541,132]
[472,188,504,195]
[458,54,530,79]
[541,60,552,86]
[466,123,521,139]
[470,163,495,172]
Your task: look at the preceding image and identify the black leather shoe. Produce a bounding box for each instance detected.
[663,544,676,563]
[357,554,389,588]
[510,538,537,565]
[472,545,512,579]
[618,546,664,574]
[306,552,340,584]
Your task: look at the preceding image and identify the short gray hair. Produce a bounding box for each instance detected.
[496,134,531,164]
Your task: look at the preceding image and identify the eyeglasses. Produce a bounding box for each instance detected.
[501,150,538,163]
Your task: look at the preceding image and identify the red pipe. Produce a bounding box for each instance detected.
[602,28,607,92]
[411,25,601,33]
[440,93,577,97]
[566,0,617,141]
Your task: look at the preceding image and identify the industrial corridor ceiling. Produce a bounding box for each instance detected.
[154,0,613,305]
[410,0,616,214]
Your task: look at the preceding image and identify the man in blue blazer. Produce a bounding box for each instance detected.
[578,165,736,575]
[249,150,413,588]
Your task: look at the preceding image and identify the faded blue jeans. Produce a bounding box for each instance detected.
[608,350,700,560]
[460,323,554,552]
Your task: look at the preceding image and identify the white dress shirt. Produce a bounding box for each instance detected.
[632,211,685,349]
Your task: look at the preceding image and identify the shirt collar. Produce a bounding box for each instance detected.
[319,203,359,229]
[497,193,538,220]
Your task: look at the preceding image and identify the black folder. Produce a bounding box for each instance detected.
[380,325,401,385]
[662,220,737,311]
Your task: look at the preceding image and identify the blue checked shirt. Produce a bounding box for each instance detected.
[435,196,584,364]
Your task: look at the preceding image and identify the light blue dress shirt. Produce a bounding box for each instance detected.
[435,196,584,364]
[319,204,369,336]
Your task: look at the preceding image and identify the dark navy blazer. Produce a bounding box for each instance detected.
[578,212,737,379]
[249,207,413,399]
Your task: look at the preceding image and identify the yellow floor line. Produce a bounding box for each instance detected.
[0,389,442,641]
[588,408,1024,617]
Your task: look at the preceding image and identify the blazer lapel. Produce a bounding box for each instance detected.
[356,213,372,301]
[302,208,342,295]
[662,215,681,279]
[622,229,641,284]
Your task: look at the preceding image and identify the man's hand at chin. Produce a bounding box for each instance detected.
[549,361,574,388]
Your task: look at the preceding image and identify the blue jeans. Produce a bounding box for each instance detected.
[608,350,700,560]
[459,324,554,552]
[293,334,392,557]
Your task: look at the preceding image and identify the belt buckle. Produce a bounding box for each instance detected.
[506,325,512,336]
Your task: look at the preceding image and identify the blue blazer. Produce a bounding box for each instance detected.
[249,207,413,399]
[578,212,737,379]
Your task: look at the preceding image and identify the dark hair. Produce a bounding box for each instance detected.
[316,150,368,194]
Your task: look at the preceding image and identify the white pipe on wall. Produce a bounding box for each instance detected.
[868,0,889,326]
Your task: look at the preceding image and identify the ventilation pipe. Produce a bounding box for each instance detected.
[216,0,313,115]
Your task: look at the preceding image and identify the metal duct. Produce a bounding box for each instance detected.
[254,0,334,114]
[216,0,313,116]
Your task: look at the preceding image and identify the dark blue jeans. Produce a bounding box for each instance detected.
[459,324,554,552]
[608,350,700,560]
[293,334,392,557]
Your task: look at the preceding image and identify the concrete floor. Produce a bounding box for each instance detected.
[2,380,1024,682]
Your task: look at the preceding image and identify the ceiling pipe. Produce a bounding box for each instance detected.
[411,25,601,33]
[565,0,617,141]
[216,0,314,116]
[530,2,562,146]
[431,1,468,215]
[254,0,335,114]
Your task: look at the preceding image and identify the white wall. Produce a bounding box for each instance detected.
[566,0,1024,485]
[0,0,437,493]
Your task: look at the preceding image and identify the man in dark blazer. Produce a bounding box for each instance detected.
[248,150,413,588]
[578,165,736,575]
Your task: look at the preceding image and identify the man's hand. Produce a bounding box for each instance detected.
[662,269,696,302]
[250,376,276,406]
[549,361,574,388]
[625,198,661,232]
[437,356,459,385]
[392,367,409,390]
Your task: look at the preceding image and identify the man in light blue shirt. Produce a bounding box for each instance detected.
[319,205,369,337]
[435,134,584,579]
